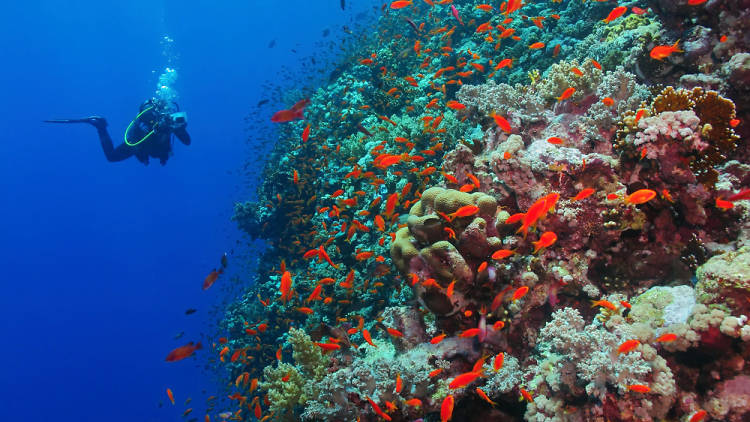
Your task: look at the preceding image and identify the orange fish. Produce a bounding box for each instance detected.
[314,342,341,351]
[301,124,311,142]
[356,251,374,261]
[202,269,223,290]
[505,0,522,15]
[618,339,640,354]
[362,329,377,347]
[270,98,309,123]
[495,58,514,69]
[505,213,524,224]
[650,40,682,60]
[366,397,392,421]
[165,342,202,362]
[556,87,575,101]
[166,388,175,405]
[528,42,545,49]
[625,189,656,205]
[520,388,534,402]
[570,67,583,77]
[386,327,404,337]
[511,286,529,301]
[446,100,466,110]
[546,136,564,145]
[395,373,403,393]
[571,188,595,201]
[655,333,677,343]
[279,271,293,302]
[374,215,385,231]
[476,387,496,406]
[602,97,614,106]
[603,6,627,23]
[492,113,512,132]
[591,299,617,311]
[446,280,456,297]
[307,284,323,302]
[441,395,454,422]
[517,194,552,237]
[687,0,707,4]
[493,352,504,371]
[627,384,651,393]
[385,193,399,217]
[477,262,487,273]
[688,410,708,422]
[296,307,314,315]
[533,231,557,253]
[391,0,412,9]
[491,249,515,260]
[450,205,480,219]
[448,371,483,389]
[716,198,734,210]
[467,173,481,187]
[405,398,422,407]
[431,333,446,344]
[459,328,481,338]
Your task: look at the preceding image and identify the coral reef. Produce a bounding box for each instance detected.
[215,1,750,421]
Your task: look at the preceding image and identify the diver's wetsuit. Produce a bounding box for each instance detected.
[96,118,191,165]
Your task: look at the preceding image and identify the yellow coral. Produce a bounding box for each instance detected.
[638,87,738,186]
[651,86,694,114]
[602,14,652,42]
[528,69,541,85]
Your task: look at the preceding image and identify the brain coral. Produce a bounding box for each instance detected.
[391,187,501,316]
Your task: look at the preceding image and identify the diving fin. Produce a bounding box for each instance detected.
[43,118,91,123]
[44,116,107,129]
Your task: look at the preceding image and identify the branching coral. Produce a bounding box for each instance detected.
[525,308,676,421]
[259,328,328,419]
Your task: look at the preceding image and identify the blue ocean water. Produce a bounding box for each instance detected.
[0,1,373,420]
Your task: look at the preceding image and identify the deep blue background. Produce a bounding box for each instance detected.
[0,1,374,420]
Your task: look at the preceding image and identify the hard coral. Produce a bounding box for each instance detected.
[695,246,750,314]
[391,187,500,316]
[648,86,740,187]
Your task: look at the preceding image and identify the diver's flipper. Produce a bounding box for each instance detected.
[44,116,107,129]
[43,118,91,123]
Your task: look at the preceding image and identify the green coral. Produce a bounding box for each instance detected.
[601,14,654,43]
[695,246,750,309]
[260,362,305,419]
[259,328,329,419]
[629,287,675,327]
[537,59,603,103]
[288,327,328,381]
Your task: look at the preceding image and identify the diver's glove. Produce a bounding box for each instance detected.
[84,116,108,130]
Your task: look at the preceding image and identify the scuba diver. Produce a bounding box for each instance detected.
[45,98,190,165]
